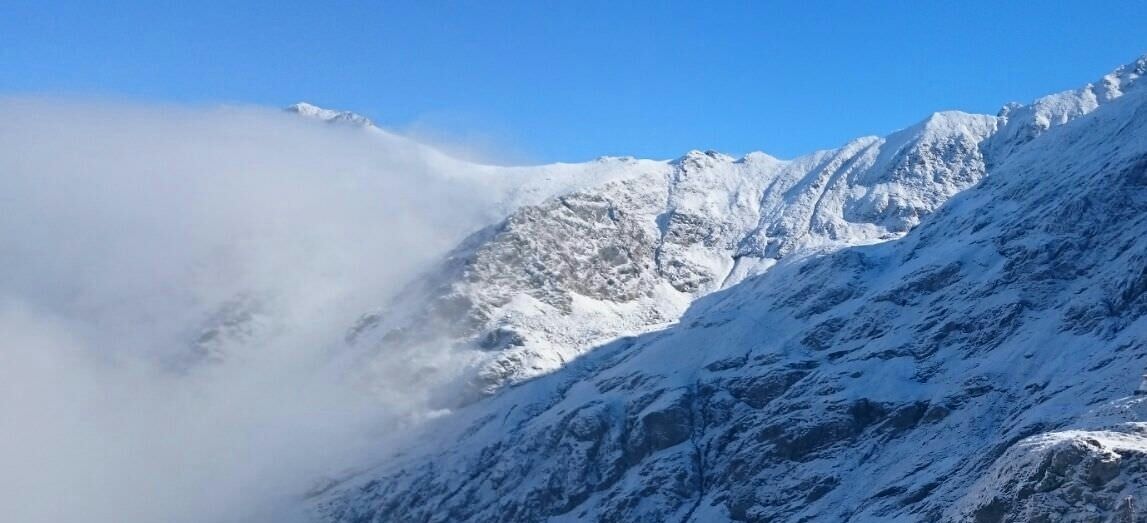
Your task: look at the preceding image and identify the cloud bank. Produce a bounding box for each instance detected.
[0,98,501,522]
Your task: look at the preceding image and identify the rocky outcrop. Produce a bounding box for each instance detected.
[954,424,1147,523]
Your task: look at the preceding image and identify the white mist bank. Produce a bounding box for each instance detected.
[0,98,503,522]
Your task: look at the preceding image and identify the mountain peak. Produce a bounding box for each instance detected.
[285,102,373,127]
[1099,53,1147,99]
[673,149,735,170]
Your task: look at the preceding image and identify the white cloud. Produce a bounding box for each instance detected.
[0,98,500,522]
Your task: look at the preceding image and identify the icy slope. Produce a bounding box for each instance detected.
[314,56,1147,521]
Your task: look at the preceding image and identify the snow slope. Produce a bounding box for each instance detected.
[313,55,1147,522]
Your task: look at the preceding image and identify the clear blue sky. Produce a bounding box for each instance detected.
[4,1,1146,163]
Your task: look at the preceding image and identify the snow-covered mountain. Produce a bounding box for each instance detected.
[342,107,1000,398]
[287,102,376,127]
[337,55,1147,402]
[309,55,1147,522]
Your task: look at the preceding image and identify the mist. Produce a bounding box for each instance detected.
[0,98,502,522]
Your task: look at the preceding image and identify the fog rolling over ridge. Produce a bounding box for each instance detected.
[3,53,1147,523]
[0,99,512,522]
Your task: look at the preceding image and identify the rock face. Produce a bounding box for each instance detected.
[311,55,1147,522]
[953,423,1147,523]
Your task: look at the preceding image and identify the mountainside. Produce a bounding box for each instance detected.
[312,55,1147,522]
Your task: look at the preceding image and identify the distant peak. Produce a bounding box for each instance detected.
[740,151,783,164]
[1123,53,1147,76]
[285,102,373,127]
[594,155,636,163]
[1098,54,1147,98]
[997,101,1024,119]
[673,149,735,171]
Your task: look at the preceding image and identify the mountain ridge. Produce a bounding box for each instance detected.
[310,54,1147,522]
[341,106,1000,397]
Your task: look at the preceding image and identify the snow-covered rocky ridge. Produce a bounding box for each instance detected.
[287,102,377,127]
[344,108,1001,397]
[336,56,1147,400]
[312,55,1147,521]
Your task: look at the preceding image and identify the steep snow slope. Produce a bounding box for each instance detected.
[347,110,1000,396]
[313,56,1147,521]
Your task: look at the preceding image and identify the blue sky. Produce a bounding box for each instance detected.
[4,1,1146,163]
